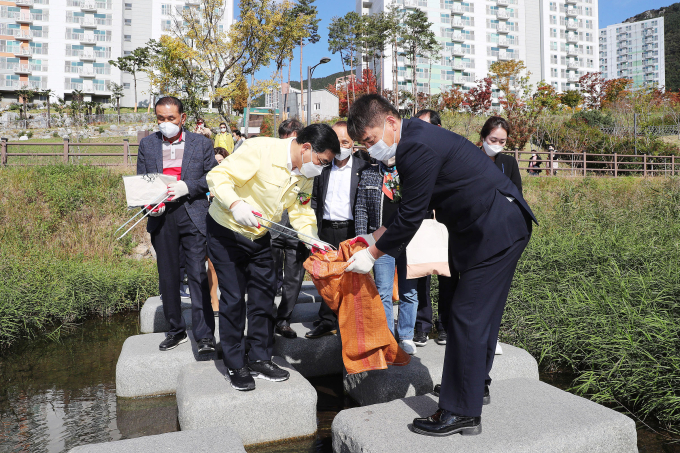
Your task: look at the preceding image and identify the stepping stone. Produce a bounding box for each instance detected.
[116,330,220,398]
[139,296,191,333]
[273,322,343,377]
[289,302,324,323]
[343,342,538,406]
[298,281,323,303]
[332,378,637,453]
[68,427,245,453]
[176,357,317,446]
[116,396,179,438]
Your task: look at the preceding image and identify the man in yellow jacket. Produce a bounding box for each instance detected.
[206,123,339,391]
[214,122,234,155]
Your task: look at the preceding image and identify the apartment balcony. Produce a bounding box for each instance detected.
[497,39,510,48]
[452,62,470,70]
[185,0,201,5]
[15,0,34,6]
[496,24,509,33]
[567,60,580,69]
[81,18,96,28]
[565,21,578,30]
[565,0,577,4]
[645,66,655,74]
[80,1,97,12]
[16,30,32,41]
[451,46,467,56]
[497,0,509,5]
[498,51,511,61]
[13,47,32,57]
[568,75,580,82]
[566,34,578,43]
[14,64,31,75]
[80,35,97,45]
[566,7,578,17]
[79,50,95,61]
[451,19,465,29]
[451,4,464,15]
[80,67,95,78]
[16,12,33,24]
[451,33,465,42]
[496,10,510,20]
[566,48,579,56]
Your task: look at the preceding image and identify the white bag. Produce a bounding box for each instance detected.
[405,219,451,279]
[122,173,177,208]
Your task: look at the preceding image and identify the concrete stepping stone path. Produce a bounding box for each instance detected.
[272,322,344,377]
[332,378,638,453]
[176,357,317,446]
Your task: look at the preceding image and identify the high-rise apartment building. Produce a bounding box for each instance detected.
[0,0,233,108]
[357,0,598,99]
[599,17,664,89]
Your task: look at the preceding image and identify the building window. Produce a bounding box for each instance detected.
[123,82,131,89]
[314,103,320,111]
[125,3,132,10]
[124,35,131,42]
[124,19,131,26]
[124,50,131,56]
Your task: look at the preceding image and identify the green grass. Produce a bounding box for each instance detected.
[0,166,156,349]
[4,136,140,167]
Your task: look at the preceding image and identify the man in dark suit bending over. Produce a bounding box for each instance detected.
[345,95,537,437]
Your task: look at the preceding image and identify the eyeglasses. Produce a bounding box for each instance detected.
[313,151,332,167]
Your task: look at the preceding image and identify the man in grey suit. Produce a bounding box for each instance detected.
[137,96,218,353]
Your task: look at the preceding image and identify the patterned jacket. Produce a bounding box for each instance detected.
[355,164,386,235]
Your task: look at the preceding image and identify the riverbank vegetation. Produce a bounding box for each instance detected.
[502,176,680,433]
[0,166,156,350]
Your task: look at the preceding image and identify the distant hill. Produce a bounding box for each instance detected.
[624,4,680,91]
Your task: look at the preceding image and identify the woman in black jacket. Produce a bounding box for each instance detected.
[479,116,522,193]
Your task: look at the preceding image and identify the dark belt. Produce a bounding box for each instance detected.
[322,220,354,229]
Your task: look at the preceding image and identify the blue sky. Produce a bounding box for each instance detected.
[241,0,673,80]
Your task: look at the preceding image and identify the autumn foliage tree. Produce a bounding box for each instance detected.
[327,69,378,117]
[440,86,465,112]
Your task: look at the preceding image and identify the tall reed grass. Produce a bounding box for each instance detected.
[0,166,155,349]
[502,176,680,432]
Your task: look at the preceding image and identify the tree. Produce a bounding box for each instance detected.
[560,89,583,109]
[602,77,633,107]
[360,12,393,93]
[290,0,320,123]
[385,6,404,106]
[462,77,492,138]
[532,81,560,113]
[326,69,378,117]
[579,72,606,110]
[38,89,53,128]
[15,87,36,121]
[109,82,124,119]
[399,8,439,115]
[328,12,360,109]
[440,86,465,112]
[109,44,153,112]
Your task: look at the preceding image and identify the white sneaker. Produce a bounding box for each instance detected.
[399,339,417,356]
[495,340,503,355]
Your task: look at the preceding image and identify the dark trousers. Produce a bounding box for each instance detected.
[415,275,446,334]
[271,233,309,326]
[207,215,276,369]
[150,204,214,339]
[438,234,529,417]
[317,221,355,327]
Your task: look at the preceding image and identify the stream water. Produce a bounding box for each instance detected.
[0,312,678,452]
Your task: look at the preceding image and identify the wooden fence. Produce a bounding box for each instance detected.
[0,138,139,167]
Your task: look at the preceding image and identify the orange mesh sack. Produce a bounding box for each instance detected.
[303,239,411,375]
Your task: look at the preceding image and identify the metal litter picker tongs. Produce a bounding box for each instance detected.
[115,192,170,241]
[253,213,335,252]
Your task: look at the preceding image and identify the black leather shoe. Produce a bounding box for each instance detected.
[248,360,290,382]
[275,324,297,339]
[483,384,490,405]
[436,331,447,345]
[412,409,482,437]
[197,338,215,355]
[226,366,256,391]
[433,384,441,396]
[413,331,428,346]
[305,323,337,339]
[159,332,188,351]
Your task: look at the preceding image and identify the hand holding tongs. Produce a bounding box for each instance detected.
[252,213,335,253]
[115,192,170,241]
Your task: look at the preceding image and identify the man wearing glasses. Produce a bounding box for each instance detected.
[206,124,339,391]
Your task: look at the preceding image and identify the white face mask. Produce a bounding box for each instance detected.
[220,127,227,133]
[483,141,504,157]
[299,148,324,178]
[367,120,401,162]
[338,147,352,161]
[159,121,181,138]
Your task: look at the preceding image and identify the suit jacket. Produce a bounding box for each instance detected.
[375,119,537,272]
[136,130,217,236]
[206,136,317,241]
[494,152,522,193]
[311,155,370,229]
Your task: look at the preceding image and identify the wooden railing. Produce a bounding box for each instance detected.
[0,138,139,167]
[514,149,679,177]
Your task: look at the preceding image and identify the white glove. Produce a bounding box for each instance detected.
[345,248,377,274]
[351,233,376,248]
[145,202,166,217]
[307,239,333,254]
[167,180,189,201]
[230,201,260,228]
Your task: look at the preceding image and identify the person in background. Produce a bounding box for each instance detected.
[547,144,558,176]
[528,151,542,175]
[214,147,229,165]
[206,124,337,391]
[194,118,213,140]
[232,129,245,151]
[412,109,447,348]
[137,96,218,355]
[480,116,522,192]
[353,144,420,356]
[305,121,371,339]
[214,122,234,155]
[271,118,307,339]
